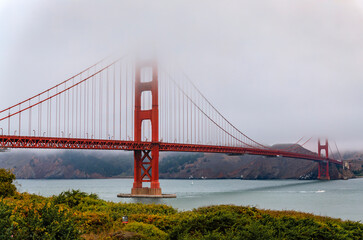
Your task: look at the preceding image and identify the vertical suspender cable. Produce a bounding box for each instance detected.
[47,91,49,136]
[18,105,21,136]
[132,63,135,141]
[56,87,58,137]
[99,70,101,139]
[72,79,74,137]
[193,87,196,144]
[126,63,128,140]
[84,74,86,137]
[91,76,94,138]
[186,79,188,142]
[49,97,52,137]
[67,83,69,137]
[178,74,181,143]
[183,78,186,143]
[29,101,31,136]
[174,70,176,142]
[113,64,116,139]
[106,68,109,138]
[119,61,123,140]
[76,78,78,138]
[198,93,200,143]
[169,71,171,142]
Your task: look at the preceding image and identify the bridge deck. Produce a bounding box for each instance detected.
[0,135,342,165]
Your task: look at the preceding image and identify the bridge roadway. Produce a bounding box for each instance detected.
[0,135,342,165]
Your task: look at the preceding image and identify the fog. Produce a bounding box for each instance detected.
[1,0,363,151]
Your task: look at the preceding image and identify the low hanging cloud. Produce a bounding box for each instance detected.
[0,0,363,151]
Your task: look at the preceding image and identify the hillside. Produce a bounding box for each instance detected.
[341,151,363,177]
[159,144,354,180]
[0,144,357,180]
[0,150,134,179]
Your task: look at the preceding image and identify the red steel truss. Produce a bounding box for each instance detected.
[0,135,342,166]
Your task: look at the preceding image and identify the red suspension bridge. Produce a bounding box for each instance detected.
[0,57,342,196]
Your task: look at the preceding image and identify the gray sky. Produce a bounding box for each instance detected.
[1,0,363,151]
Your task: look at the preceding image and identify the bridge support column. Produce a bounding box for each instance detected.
[131,61,162,196]
[318,139,330,180]
[131,148,161,195]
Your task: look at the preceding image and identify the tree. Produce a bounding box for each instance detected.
[0,168,16,197]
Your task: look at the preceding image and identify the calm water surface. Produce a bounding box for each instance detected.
[16,178,363,222]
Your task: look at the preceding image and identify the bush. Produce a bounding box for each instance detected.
[0,201,13,239]
[1,190,362,240]
[155,205,363,240]
[0,168,16,198]
[81,211,112,232]
[107,202,177,221]
[0,199,81,239]
[52,189,99,208]
[123,222,168,240]
[168,208,251,239]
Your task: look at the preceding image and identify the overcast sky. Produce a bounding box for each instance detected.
[0,0,363,151]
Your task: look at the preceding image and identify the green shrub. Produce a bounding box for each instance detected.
[107,202,177,222]
[123,222,168,240]
[0,201,13,239]
[1,190,362,240]
[166,205,363,240]
[0,200,81,240]
[0,168,16,198]
[129,213,179,232]
[81,211,113,232]
[52,189,99,208]
[168,208,247,239]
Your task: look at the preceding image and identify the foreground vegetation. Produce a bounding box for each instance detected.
[0,169,362,239]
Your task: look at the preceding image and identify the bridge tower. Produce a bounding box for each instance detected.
[318,139,330,180]
[131,61,162,196]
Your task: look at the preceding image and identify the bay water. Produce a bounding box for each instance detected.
[16,178,363,222]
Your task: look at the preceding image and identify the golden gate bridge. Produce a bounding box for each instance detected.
[0,56,342,197]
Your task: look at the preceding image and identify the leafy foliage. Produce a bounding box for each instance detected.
[123,222,168,240]
[53,189,99,208]
[0,168,16,198]
[130,205,363,240]
[0,198,80,239]
[0,187,362,239]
